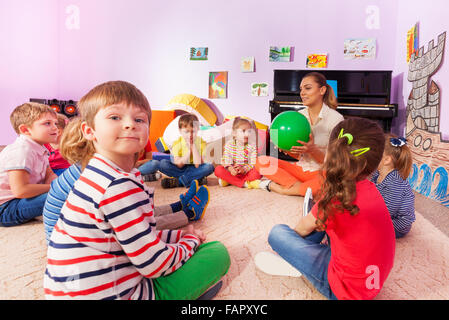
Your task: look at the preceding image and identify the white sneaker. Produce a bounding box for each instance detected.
[254,251,302,277]
[258,179,272,191]
[303,187,314,216]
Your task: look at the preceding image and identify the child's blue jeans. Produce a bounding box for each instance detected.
[137,159,160,176]
[159,159,214,187]
[0,193,48,227]
[268,224,338,300]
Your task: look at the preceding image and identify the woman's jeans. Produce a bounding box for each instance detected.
[0,193,48,227]
[137,159,160,176]
[159,159,214,187]
[268,224,338,300]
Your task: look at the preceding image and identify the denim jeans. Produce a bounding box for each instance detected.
[0,192,48,227]
[159,159,214,187]
[137,159,160,176]
[268,224,338,300]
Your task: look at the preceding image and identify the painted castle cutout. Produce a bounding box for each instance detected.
[405,31,449,207]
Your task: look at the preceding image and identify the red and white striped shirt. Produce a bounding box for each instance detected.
[221,140,257,173]
[44,153,200,300]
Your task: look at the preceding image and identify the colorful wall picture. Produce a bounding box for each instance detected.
[407,23,419,63]
[251,82,268,97]
[343,38,376,59]
[306,54,328,68]
[269,46,292,62]
[190,47,208,60]
[209,71,228,99]
[241,56,255,72]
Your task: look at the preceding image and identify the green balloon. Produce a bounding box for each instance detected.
[270,111,311,150]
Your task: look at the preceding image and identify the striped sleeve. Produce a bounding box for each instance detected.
[241,144,257,172]
[222,141,234,166]
[391,185,415,235]
[100,178,200,278]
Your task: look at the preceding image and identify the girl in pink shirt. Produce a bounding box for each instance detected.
[44,113,70,176]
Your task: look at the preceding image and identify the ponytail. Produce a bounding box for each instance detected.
[384,134,413,180]
[324,84,338,110]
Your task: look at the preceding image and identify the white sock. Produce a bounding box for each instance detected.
[258,179,272,191]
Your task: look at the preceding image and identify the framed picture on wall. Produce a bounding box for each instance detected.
[190,47,208,60]
[209,71,228,99]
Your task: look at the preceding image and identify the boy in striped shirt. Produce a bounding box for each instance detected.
[44,81,230,300]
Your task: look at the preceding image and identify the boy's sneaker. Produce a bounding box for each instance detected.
[302,187,315,216]
[218,178,229,187]
[197,280,223,300]
[161,177,180,189]
[143,172,161,182]
[187,185,210,221]
[198,177,208,186]
[180,180,199,212]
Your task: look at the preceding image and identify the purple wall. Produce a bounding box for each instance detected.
[392,0,449,139]
[0,0,59,144]
[1,0,400,144]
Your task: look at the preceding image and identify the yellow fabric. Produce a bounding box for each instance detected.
[168,94,217,126]
[171,136,207,164]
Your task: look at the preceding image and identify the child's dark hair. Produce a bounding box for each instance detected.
[178,113,199,129]
[384,133,413,180]
[302,72,338,110]
[316,117,385,229]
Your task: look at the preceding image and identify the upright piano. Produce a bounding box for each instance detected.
[268,69,398,160]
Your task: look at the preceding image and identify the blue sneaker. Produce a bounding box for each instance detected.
[187,185,210,221]
[180,180,199,212]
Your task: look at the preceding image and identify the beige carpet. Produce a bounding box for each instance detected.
[1,176,449,300]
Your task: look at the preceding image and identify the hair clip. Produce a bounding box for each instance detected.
[350,147,370,157]
[338,128,353,145]
[390,137,406,147]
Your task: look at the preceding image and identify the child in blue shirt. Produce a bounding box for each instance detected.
[371,134,415,238]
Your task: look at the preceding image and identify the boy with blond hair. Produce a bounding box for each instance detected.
[0,102,59,226]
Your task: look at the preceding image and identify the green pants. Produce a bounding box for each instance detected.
[152,241,230,300]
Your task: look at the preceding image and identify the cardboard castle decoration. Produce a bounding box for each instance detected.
[406,31,449,207]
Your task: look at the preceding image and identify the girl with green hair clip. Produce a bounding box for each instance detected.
[257,117,396,300]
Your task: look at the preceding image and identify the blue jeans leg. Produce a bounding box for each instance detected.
[267,224,337,300]
[159,160,214,187]
[0,193,48,227]
[138,159,160,175]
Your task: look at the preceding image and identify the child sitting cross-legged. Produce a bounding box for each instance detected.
[44,81,230,300]
[159,113,214,188]
[42,117,210,244]
[370,134,415,238]
[0,102,58,227]
[214,117,262,188]
[256,118,395,300]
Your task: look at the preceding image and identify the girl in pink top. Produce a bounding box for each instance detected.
[259,117,395,300]
[44,113,70,176]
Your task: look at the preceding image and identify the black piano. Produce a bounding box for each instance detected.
[268,69,397,160]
